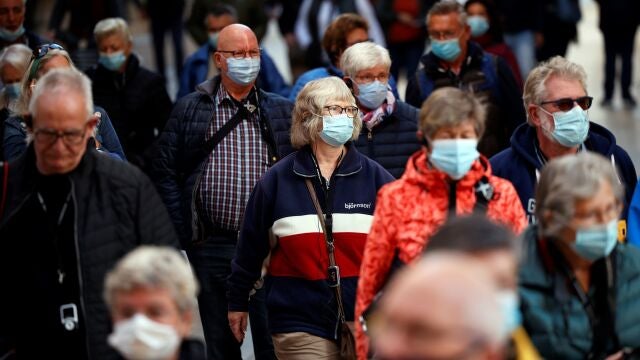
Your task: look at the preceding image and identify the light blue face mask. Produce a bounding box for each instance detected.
[429,139,479,179]
[226,57,261,85]
[319,113,354,147]
[540,105,590,147]
[0,25,25,42]
[208,32,220,49]
[99,51,127,72]
[4,82,20,100]
[467,15,490,37]
[357,80,387,109]
[572,219,618,261]
[496,291,522,336]
[431,38,462,62]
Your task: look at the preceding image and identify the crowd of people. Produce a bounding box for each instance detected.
[1,0,640,359]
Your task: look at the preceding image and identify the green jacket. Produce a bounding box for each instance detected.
[519,225,640,359]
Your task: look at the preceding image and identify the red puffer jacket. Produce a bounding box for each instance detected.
[355,149,527,359]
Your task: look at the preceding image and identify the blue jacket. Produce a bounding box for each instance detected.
[227,145,394,340]
[152,76,295,247]
[624,186,640,246]
[405,42,526,157]
[519,225,640,359]
[490,122,636,225]
[289,65,400,102]
[2,106,126,161]
[177,43,291,99]
[353,101,421,179]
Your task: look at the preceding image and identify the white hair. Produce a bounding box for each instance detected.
[104,246,199,313]
[94,17,133,44]
[28,68,93,120]
[0,43,31,75]
[340,42,391,78]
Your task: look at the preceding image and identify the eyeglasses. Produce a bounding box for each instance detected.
[34,127,86,146]
[539,96,593,111]
[354,72,389,84]
[323,105,359,118]
[32,43,65,60]
[428,29,463,41]
[217,48,261,59]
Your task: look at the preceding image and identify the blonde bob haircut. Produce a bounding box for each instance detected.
[94,17,133,44]
[104,246,199,313]
[290,77,362,149]
[419,87,486,139]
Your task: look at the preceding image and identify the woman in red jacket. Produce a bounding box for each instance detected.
[354,87,527,359]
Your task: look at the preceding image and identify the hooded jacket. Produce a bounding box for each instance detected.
[355,149,527,359]
[490,122,637,225]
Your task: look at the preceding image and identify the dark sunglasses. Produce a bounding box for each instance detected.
[32,43,65,60]
[539,96,593,111]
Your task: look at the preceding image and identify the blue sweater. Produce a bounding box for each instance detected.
[178,44,291,99]
[227,145,393,340]
[490,122,637,225]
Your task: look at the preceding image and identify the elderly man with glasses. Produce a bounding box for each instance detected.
[491,56,637,235]
[0,68,178,359]
[153,23,294,360]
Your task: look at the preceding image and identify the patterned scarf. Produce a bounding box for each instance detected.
[360,90,396,131]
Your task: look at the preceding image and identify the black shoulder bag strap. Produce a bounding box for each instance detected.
[305,178,348,324]
[447,176,494,217]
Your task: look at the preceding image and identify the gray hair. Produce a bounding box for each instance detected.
[94,17,133,44]
[0,43,31,76]
[419,87,486,139]
[29,68,93,121]
[13,47,73,115]
[426,0,467,28]
[535,152,624,238]
[340,42,391,78]
[523,56,588,124]
[290,76,362,149]
[104,246,199,313]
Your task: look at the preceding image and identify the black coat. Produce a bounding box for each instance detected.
[86,54,172,171]
[0,145,179,360]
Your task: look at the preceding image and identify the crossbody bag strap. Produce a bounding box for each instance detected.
[305,178,347,323]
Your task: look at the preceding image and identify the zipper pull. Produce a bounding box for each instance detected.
[367,130,372,140]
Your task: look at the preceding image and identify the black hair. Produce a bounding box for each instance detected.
[425,214,516,254]
[206,3,238,19]
[464,0,505,43]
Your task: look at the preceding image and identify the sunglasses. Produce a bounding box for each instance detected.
[539,96,593,111]
[32,43,65,60]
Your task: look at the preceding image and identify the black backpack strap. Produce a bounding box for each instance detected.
[473,176,494,214]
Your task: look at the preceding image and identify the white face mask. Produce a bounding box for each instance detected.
[108,314,181,360]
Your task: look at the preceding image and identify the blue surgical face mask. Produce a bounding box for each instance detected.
[467,15,490,37]
[226,57,261,86]
[357,80,387,109]
[429,139,479,179]
[318,113,354,147]
[99,51,127,72]
[496,290,522,336]
[0,25,25,42]
[208,31,220,49]
[431,38,462,62]
[572,219,618,261]
[4,82,20,100]
[540,105,590,147]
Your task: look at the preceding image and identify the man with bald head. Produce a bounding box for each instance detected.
[368,253,508,360]
[153,23,294,359]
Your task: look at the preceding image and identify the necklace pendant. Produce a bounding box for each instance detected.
[58,269,65,284]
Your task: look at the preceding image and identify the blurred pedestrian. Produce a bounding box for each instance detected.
[520,152,640,358]
[0,0,45,51]
[405,0,526,157]
[178,4,290,99]
[153,24,293,360]
[290,14,399,102]
[341,42,421,178]
[0,43,29,159]
[186,0,268,45]
[536,0,580,62]
[144,0,185,78]
[0,68,178,359]
[355,86,527,359]
[368,253,508,360]
[3,43,125,161]
[490,56,637,228]
[227,76,394,359]
[595,0,640,108]
[464,0,522,87]
[86,17,171,174]
[104,246,205,360]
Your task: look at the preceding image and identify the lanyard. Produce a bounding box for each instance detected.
[37,189,72,284]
